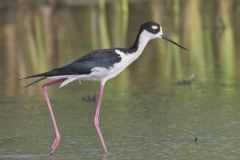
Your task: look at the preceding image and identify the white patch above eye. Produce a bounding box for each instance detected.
[151,25,158,30]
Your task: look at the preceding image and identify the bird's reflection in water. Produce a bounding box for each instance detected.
[100,153,108,160]
[49,153,108,160]
[50,155,60,160]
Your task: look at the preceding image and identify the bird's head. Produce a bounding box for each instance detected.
[139,21,188,51]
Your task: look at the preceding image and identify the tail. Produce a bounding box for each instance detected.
[23,77,47,88]
[19,71,51,80]
[19,72,49,88]
[19,68,67,87]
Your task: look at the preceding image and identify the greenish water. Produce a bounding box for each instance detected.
[0,0,240,159]
[1,71,240,159]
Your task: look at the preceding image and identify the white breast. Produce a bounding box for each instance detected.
[102,31,152,84]
[101,49,142,83]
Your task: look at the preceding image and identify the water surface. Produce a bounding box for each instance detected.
[0,0,240,159]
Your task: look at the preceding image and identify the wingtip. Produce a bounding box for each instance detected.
[182,47,189,53]
[19,77,26,80]
[19,76,33,80]
[22,77,47,88]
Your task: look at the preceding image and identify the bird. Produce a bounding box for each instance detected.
[21,21,188,153]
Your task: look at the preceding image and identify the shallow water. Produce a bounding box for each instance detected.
[0,0,240,159]
[1,71,240,159]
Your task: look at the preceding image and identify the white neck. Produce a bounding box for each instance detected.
[134,30,152,55]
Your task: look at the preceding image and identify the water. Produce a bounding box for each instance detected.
[0,0,240,159]
[1,74,240,159]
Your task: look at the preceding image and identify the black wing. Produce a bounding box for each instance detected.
[23,49,122,78]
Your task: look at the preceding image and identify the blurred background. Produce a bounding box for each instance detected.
[0,0,240,159]
[1,0,239,95]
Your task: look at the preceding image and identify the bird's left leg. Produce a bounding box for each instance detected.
[94,83,107,153]
[42,78,66,153]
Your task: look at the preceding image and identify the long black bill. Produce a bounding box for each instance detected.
[161,35,188,51]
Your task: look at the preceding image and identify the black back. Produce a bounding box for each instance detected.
[26,49,121,78]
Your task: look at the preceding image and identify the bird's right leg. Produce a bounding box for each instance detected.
[94,83,107,153]
[42,78,66,153]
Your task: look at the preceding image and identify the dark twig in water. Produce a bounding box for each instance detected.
[175,74,196,87]
[194,137,198,142]
[81,95,96,102]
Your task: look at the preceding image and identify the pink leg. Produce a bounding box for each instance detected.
[42,78,66,153]
[94,84,107,152]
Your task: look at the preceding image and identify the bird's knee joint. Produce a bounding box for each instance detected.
[94,119,99,126]
[42,85,47,90]
[56,134,61,140]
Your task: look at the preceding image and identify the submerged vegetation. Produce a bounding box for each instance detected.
[0,0,239,96]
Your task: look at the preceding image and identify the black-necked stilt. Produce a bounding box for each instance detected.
[22,21,187,153]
